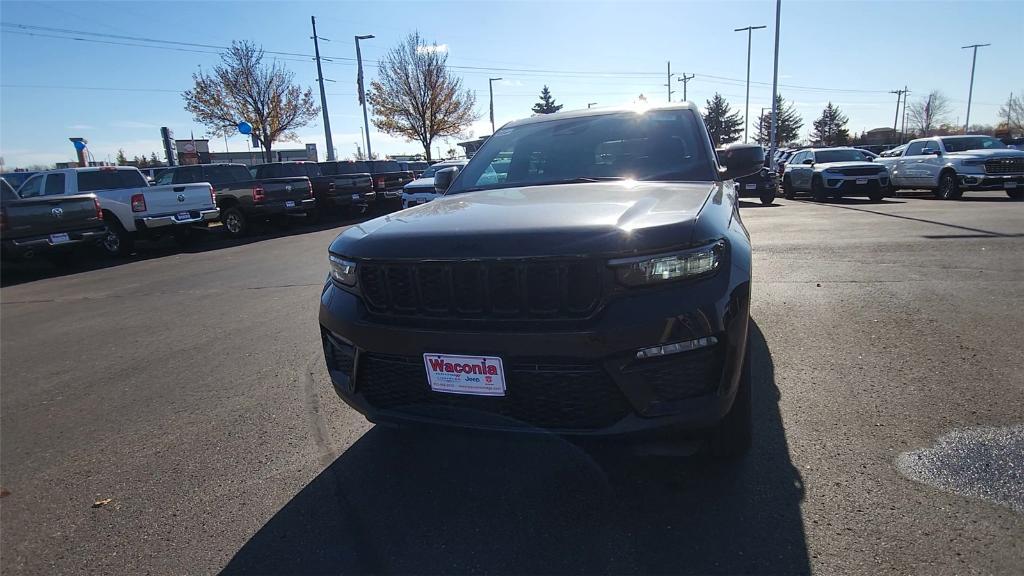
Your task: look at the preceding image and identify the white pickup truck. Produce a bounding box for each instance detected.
[877,135,1024,200]
[16,166,218,256]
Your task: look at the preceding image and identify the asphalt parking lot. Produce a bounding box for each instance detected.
[1,193,1022,575]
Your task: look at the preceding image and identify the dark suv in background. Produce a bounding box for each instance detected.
[319,104,763,457]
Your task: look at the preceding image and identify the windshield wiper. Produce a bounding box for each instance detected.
[456,176,624,194]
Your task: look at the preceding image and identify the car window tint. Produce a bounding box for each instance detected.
[172,166,201,184]
[1,181,18,201]
[156,170,174,186]
[905,141,927,156]
[43,173,66,195]
[78,169,147,191]
[205,165,250,184]
[18,174,44,198]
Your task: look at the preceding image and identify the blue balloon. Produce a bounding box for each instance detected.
[73,140,86,151]
[237,121,253,135]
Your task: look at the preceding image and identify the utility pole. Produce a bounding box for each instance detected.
[355,34,375,160]
[768,0,781,168]
[900,87,910,144]
[311,17,335,161]
[489,77,502,134]
[889,88,906,134]
[587,102,598,109]
[677,73,695,101]
[664,61,675,102]
[962,43,990,133]
[735,25,766,143]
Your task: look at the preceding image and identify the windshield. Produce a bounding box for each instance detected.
[814,149,869,164]
[449,109,713,194]
[941,137,1006,153]
[421,163,463,179]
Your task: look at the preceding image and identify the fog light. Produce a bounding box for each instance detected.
[636,336,718,360]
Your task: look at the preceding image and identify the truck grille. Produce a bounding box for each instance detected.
[358,260,603,319]
[984,158,1024,175]
[354,352,632,430]
[837,167,882,176]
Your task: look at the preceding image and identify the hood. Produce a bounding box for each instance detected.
[815,161,881,170]
[404,177,436,191]
[946,148,1024,159]
[331,181,719,259]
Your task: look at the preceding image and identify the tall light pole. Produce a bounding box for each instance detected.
[311,17,335,161]
[355,34,374,160]
[768,1,781,168]
[961,43,990,133]
[587,102,598,109]
[489,77,502,134]
[735,25,766,143]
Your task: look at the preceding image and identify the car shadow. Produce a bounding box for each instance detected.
[222,321,809,575]
[738,200,780,208]
[0,212,375,288]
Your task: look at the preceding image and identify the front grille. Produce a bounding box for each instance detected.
[359,260,602,319]
[837,167,882,176]
[985,158,1024,175]
[623,345,723,401]
[355,352,631,430]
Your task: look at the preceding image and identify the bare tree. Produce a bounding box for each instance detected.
[907,91,952,137]
[183,41,320,162]
[998,92,1023,137]
[367,32,478,161]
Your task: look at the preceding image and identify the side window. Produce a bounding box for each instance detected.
[173,166,201,184]
[18,174,44,198]
[43,173,66,196]
[156,170,174,186]
[905,141,926,156]
[789,152,803,165]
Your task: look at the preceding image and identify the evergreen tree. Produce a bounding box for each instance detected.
[149,152,162,166]
[754,94,803,145]
[809,102,850,146]
[531,85,563,114]
[701,93,744,146]
[116,149,129,165]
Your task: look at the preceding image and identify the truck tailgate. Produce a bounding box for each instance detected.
[145,183,215,214]
[332,174,373,193]
[3,194,102,238]
[259,177,313,202]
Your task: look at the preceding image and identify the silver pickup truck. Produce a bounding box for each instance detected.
[877,135,1024,200]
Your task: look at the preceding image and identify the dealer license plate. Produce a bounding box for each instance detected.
[745,183,757,189]
[1005,181,1018,189]
[176,211,191,220]
[423,353,506,396]
[856,178,868,185]
[49,233,70,244]
[285,200,295,208]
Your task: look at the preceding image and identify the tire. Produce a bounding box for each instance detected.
[811,175,829,202]
[935,172,962,200]
[759,192,775,206]
[100,217,135,258]
[782,176,795,199]
[1007,189,1023,200]
[221,206,248,238]
[707,338,752,458]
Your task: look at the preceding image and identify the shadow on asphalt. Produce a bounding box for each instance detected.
[738,200,780,208]
[0,211,376,288]
[222,322,810,575]
[798,199,1024,238]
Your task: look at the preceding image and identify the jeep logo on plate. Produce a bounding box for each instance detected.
[51,207,63,218]
[177,193,186,202]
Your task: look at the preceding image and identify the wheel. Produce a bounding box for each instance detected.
[782,176,795,199]
[707,338,752,458]
[868,190,885,202]
[1007,189,1023,200]
[811,175,829,202]
[221,206,248,238]
[759,192,775,206]
[100,217,135,257]
[935,172,962,200]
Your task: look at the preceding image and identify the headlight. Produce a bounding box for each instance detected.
[961,159,985,166]
[329,254,357,286]
[610,240,725,286]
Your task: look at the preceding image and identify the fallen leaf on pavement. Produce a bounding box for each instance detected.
[92,498,113,508]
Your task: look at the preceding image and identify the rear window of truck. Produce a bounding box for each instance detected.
[205,165,251,184]
[321,162,369,175]
[77,169,148,192]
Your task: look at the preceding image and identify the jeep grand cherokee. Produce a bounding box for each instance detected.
[318,103,763,456]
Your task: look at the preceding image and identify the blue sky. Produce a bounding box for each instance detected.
[1,0,1021,169]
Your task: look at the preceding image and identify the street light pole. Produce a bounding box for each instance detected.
[735,25,766,143]
[311,16,335,161]
[961,43,990,133]
[489,77,502,134]
[768,1,782,168]
[587,102,598,109]
[355,34,375,160]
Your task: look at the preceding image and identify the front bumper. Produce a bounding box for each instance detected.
[2,226,108,257]
[959,173,1024,191]
[401,190,439,209]
[318,268,751,437]
[137,208,219,229]
[822,173,889,195]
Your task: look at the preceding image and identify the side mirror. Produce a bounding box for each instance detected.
[716,143,764,180]
[922,148,941,156]
[433,166,460,193]
[802,158,815,165]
